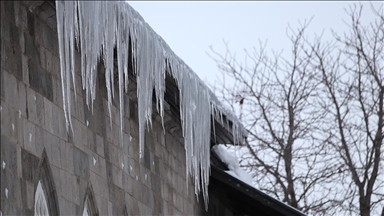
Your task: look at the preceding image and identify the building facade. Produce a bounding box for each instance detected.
[1,1,209,215]
[1,1,306,216]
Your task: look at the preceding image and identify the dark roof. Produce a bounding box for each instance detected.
[210,150,307,216]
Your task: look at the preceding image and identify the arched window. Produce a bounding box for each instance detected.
[34,149,59,215]
[82,182,99,216]
[82,201,89,216]
[34,181,49,216]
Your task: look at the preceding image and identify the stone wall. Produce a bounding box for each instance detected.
[1,1,205,215]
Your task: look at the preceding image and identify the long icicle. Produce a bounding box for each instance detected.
[55,1,247,210]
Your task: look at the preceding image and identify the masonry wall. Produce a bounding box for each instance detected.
[1,1,206,215]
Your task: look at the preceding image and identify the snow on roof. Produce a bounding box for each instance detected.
[212,144,253,186]
[55,0,247,209]
[212,145,307,215]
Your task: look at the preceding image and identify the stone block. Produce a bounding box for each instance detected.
[129,120,139,139]
[1,9,21,51]
[122,172,133,196]
[24,179,35,210]
[1,136,18,177]
[160,181,168,201]
[38,45,46,71]
[16,146,22,178]
[111,163,123,189]
[22,119,36,155]
[89,152,107,180]
[73,146,89,180]
[128,158,139,180]
[125,193,139,215]
[108,201,113,216]
[51,76,63,109]
[0,102,18,143]
[107,183,125,214]
[144,145,150,170]
[45,50,60,78]
[162,200,169,215]
[108,142,122,168]
[26,87,37,123]
[95,195,108,216]
[2,72,18,110]
[60,141,74,174]
[86,129,97,152]
[128,137,139,162]
[71,175,80,205]
[34,125,45,157]
[43,131,57,161]
[35,92,46,128]
[21,148,39,182]
[59,170,70,201]
[28,59,53,101]
[153,155,160,175]
[72,118,85,151]
[44,98,54,134]
[34,16,58,55]
[58,197,76,216]
[122,133,131,156]
[52,103,66,140]
[131,178,142,201]
[24,32,39,61]
[14,2,28,32]
[17,82,27,118]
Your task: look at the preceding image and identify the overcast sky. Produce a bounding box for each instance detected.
[128,1,382,87]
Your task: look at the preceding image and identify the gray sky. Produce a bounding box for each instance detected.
[128,1,382,86]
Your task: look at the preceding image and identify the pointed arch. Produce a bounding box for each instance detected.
[34,149,60,215]
[34,181,49,215]
[82,182,99,216]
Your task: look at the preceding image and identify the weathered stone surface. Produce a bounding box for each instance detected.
[28,59,53,101]
[1,37,22,80]
[73,146,89,180]
[20,148,39,182]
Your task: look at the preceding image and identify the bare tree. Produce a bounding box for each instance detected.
[210,3,383,216]
[209,21,339,215]
[309,4,384,216]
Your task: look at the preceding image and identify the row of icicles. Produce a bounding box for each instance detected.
[55,0,247,210]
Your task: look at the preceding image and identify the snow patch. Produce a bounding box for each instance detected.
[212,144,253,186]
[93,157,97,166]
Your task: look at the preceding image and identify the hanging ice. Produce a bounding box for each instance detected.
[55,0,247,209]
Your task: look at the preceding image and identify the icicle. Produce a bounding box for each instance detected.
[56,1,247,210]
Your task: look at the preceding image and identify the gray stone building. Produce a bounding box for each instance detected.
[1,1,306,216]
